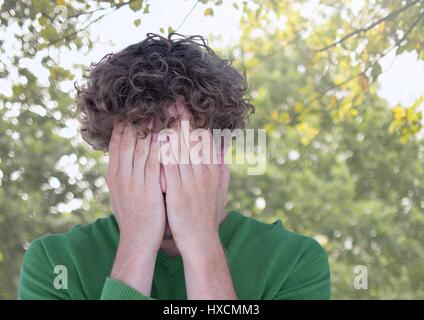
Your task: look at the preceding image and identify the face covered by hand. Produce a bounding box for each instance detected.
[152,101,231,241]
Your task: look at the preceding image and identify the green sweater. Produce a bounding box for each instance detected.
[18,211,331,300]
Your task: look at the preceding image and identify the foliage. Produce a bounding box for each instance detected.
[1,0,423,299]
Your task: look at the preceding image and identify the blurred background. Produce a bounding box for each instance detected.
[1,0,423,299]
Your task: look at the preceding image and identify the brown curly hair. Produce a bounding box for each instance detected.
[74,33,255,151]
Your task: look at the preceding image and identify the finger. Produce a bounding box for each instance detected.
[160,139,181,189]
[145,140,161,188]
[221,163,230,195]
[118,122,137,182]
[107,122,125,184]
[204,130,220,174]
[219,162,231,223]
[132,128,152,187]
[220,162,231,216]
[190,129,208,177]
[175,119,193,183]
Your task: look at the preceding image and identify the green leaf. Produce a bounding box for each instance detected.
[133,18,141,27]
[38,16,47,26]
[129,0,143,12]
[396,45,407,55]
[143,3,150,14]
[204,7,214,17]
[168,26,175,34]
[31,0,53,13]
[371,63,382,81]
[40,24,59,42]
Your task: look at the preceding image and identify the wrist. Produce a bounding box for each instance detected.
[119,231,162,252]
[181,235,237,300]
[111,240,159,296]
[179,231,223,263]
[113,240,158,270]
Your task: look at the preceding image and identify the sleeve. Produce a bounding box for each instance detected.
[100,277,155,300]
[19,239,155,300]
[18,239,71,300]
[274,238,331,300]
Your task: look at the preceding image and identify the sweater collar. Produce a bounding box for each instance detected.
[156,210,244,274]
[110,211,244,275]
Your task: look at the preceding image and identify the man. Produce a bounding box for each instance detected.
[18,33,330,300]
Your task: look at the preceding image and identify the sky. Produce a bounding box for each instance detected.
[1,0,422,213]
[1,0,423,108]
[71,0,424,108]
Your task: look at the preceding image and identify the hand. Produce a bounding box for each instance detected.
[107,121,165,295]
[160,119,236,299]
[160,121,230,257]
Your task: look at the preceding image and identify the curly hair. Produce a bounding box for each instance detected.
[74,33,255,151]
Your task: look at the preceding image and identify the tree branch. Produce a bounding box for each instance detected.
[69,0,141,19]
[395,11,424,47]
[176,0,200,32]
[46,1,142,47]
[315,0,420,52]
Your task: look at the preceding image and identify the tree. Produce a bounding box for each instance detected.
[0,0,423,299]
[233,0,424,298]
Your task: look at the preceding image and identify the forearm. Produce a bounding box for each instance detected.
[182,235,237,300]
[110,238,159,296]
[106,121,165,298]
